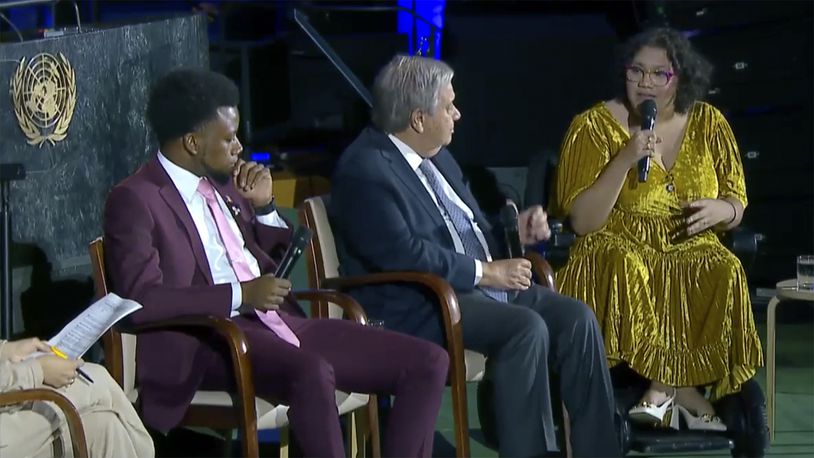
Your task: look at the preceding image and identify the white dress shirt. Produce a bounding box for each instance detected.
[158,153,288,315]
[388,134,493,286]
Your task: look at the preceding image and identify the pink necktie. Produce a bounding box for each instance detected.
[197,179,300,347]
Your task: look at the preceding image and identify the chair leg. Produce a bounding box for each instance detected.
[220,429,234,457]
[356,410,369,458]
[367,395,381,458]
[279,427,289,458]
[347,411,362,458]
[562,404,572,458]
[238,421,259,458]
[450,382,471,458]
[346,399,380,458]
[767,295,780,442]
[365,394,382,458]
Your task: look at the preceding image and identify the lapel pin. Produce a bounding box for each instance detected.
[224,195,241,216]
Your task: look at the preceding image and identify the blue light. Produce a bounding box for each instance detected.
[397,0,446,58]
[250,151,272,162]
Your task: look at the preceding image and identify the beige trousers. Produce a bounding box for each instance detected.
[0,363,154,458]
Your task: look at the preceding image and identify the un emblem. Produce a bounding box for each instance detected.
[10,52,77,147]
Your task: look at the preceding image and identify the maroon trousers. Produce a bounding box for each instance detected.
[200,314,449,457]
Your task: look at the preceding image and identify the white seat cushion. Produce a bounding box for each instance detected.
[189,390,370,430]
[191,391,290,429]
[334,391,370,416]
[465,350,487,381]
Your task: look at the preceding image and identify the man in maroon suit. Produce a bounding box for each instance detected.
[103,68,449,457]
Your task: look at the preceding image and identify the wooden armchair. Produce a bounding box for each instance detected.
[299,195,570,458]
[0,389,89,458]
[88,237,378,458]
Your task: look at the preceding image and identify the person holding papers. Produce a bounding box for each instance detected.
[103,68,448,457]
[0,337,154,457]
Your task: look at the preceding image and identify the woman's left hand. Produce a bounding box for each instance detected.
[682,199,734,236]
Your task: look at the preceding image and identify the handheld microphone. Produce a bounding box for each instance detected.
[499,204,524,259]
[638,99,657,183]
[274,226,313,279]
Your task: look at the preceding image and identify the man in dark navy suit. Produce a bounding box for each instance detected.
[331,55,621,457]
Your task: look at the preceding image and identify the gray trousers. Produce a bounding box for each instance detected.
[459,284,620,457]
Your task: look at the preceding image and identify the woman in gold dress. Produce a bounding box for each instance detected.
[551,27,762,431]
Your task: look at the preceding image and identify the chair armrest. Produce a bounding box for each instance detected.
[292,289,368,324]
[0,389,89,458]
[536,218,575,270]
[116,315,256,428]
[121,314,253,386]
[549,219,576,249]
[321,272,460,326]
[525,251,557,293]
[123,315,248,348]
[725,226,762,256]
[320,273,466,387]
[104,316,252,388]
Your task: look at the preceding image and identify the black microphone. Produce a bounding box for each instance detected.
[274,226,313,279]
[499,204,524,259]
[638,99,657,183]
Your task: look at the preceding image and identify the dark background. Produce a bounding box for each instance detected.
[0,0,811,338]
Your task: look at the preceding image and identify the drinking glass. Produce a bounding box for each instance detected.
[797,255,814,290]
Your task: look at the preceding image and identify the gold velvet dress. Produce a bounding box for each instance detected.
[552,101,763,400]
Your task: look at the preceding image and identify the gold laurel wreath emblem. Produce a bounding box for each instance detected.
[10,53,77,147]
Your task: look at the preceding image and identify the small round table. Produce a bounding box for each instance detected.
[766,279,814,441]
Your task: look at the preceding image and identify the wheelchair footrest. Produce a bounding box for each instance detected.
[630,428,733,454]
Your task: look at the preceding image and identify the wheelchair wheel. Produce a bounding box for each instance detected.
[713,379,769,458]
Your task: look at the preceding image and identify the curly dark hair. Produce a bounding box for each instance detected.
[614,27,713,114]
[147,67,239,146]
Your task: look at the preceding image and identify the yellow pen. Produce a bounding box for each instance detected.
[50,346,94,384]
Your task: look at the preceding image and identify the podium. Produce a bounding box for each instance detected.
[0,14,208,337]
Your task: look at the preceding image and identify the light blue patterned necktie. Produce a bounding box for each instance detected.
[418,161,508,302]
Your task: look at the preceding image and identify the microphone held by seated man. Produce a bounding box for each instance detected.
[331,54,621,457]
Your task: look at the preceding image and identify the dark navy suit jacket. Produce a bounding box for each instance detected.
[331,127,506,345]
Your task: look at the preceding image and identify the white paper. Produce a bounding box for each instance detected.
[43,293,142,359]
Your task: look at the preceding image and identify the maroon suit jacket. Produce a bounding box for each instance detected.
[103,157,304,432]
